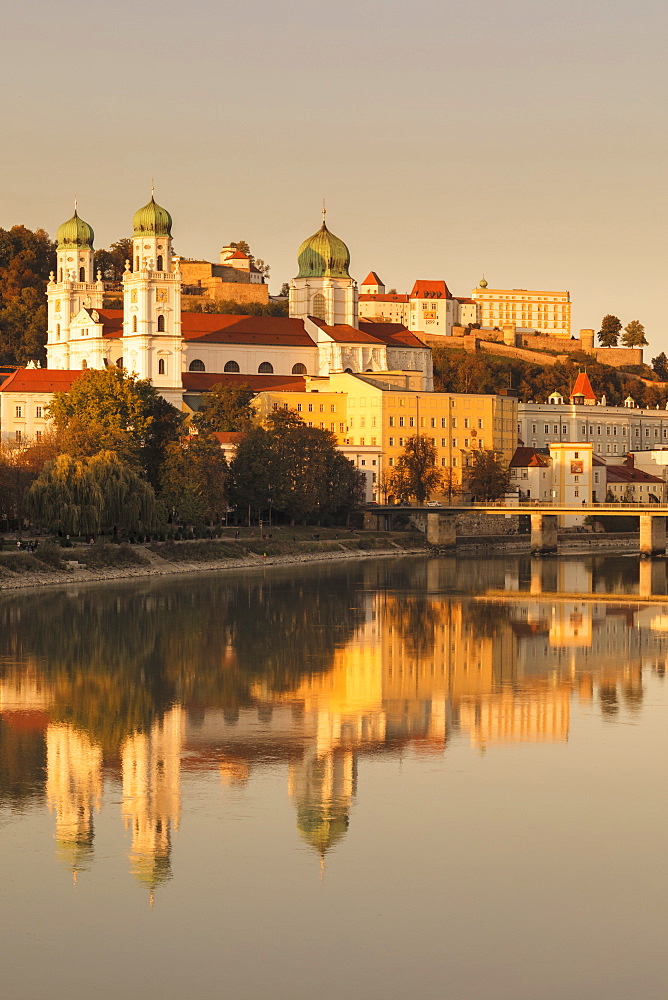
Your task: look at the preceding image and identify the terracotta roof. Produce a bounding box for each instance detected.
[211,432,245,444]
[358,322,426,349]
[310,319,384,345]
[359,293,409,302]
[361,271,383,286]
[606,465,664,485]
[454,297,476,305]
[0,368,85,393]
[410,279,451,300]
[509,447,551,468]
[570,371,597,400]
[182,372,306,392]
[88,308,124,338]
[181,313,316,347]
[225,249,249,260]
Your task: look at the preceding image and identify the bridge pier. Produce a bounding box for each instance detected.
[427,512,457,548]
[639,515,666,558]
[530,513,558,556]
[363,512,382,531]
[639,558,667,598]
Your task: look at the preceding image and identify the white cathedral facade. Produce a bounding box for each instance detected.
[44,198,432,399]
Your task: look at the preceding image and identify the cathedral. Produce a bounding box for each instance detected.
[41,195,432,414]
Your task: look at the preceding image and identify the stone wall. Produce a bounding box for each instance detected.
[594,347,644,368]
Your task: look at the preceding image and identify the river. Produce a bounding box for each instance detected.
[1,554,667,999]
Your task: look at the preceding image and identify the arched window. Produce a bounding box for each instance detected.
[158,358,166,375]
[292,363,307,375]
[312,292,326,321]
[59,268,63,281]
[132,315,137,333]
[116,357,123,368]
[224,360,240,373]
[81,359,88,369]
[55,324,60,341]
[157,315,165,332]
[135,256,139,271]
[156,255,163,271]
[189,359,206,372]
[344,368,353,374]
[79,266,85,281]
[258,362,274,374]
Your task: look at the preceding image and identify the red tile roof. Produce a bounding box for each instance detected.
[224,249,250,260]
[91,308,124,338]
[361,271,383,286]
[509,447,551,468]
[410,280,451,300]
[358,322,426,349]
[454,297,476,305]
[570,371,597,401]
[211,432,245,444]
[359,293,409,302]
[0,368,86,393]
[182,372,306,392]
[181,313,316,347]
[606,465,665,485]
[310,319,384,344]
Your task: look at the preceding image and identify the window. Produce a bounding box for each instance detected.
[330,422,335,431]
[431,417,436,428]
[189,359,206,372]
[441,438,446,447]
[81,359,88,369]
[35,406,42,418]
[409,417,414,427]
[15,430,21,442]
[451,418,457,428]
[35,430,41,441]
[574,452,579,458]
[157,315,165,332]
[389,416,395,427]
[442,457,447,466]
[389,457,394,466]
[132,315,137,333]
[478,419,483,429]
[544,424,549,433]
[464,418,470,428]
[452,438,458,448]
[319,404,324,412]
[297,403,302,412]
[116,357,123,368]
[562,426,567,434]
[15,406,22,418]
[312,292,326,321]
[224,360,240,373]
[574,488,579,497]
[56,324,60,340]
[399,416,405,427]
[389,437,394,446]
[258,362,273,373]
[339,423,344,433]
[330,404,336,412]
[158,358,166,375]
[554,425,558,434]
[399,438,404,446]
[79,266,85,281]
[156,255,163,271]
[292,363,307,375]
[308,403,313,412]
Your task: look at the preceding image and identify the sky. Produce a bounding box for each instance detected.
[1,0,666,350]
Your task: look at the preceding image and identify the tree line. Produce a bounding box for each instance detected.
[0,369,364,537]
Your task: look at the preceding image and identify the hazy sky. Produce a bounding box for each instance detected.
[1,0,666,348]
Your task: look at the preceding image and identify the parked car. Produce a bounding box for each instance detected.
[426,501,442,507]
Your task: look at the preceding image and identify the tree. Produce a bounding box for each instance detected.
[652,352,668,380]
[191,383,255,434]
[48,367,184,480]
[0,435,58,535]
[226,240,270,278]
[389,436,443,503]
[0,225,56,364]
[159,435,229,524]
[598,315,622,347]
[465,450,510,501]
[94,239,133,281]
[28,451,155,537]
[279,282,290,298]
[622,320,648,347]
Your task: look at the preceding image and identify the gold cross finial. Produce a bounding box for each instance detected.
[151,178,155,198]
[74,196,78,214]
[322,199,326,223]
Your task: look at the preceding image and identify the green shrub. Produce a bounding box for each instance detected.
[76,543,148,568]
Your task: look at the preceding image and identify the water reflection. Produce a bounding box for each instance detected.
[1,555,668,894]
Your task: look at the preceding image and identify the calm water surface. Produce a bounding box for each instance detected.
[1,554,668,1000]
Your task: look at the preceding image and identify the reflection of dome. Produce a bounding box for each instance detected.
[297,221,351,279]
[55,826,94,873]
[57,210,94,249]
[132,196,172,237]
[296,803,349,854]
[130,850,172,889]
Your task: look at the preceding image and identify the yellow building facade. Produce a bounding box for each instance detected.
[472,282,571,338]
[253,372,518,499]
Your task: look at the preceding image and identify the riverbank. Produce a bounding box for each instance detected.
[0,530,429,592]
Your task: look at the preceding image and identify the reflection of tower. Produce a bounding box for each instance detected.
[121,706,183,896]
[46,723,102,879]
[289,741,357,863]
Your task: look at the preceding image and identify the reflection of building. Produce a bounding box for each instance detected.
[46,723,102,876]
[121,707,184,895]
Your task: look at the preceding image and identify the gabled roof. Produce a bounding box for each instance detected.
[509,447,551,469]
[309,319,384,345]
[410,280,451,300]
[224,249,249,260]
[180,313,316,347]
[0,368,85,393]
[359,293,409,302]
[359,322,426,349]
[606,464,665,485]
[182,372,306,392]
[570,371,596,401]
[454,297,476,305]
[361,271,383,286]
[211,431,245,445]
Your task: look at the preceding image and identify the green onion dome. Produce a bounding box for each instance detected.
[132,196,172,237]
[56,210,94,250]
[297,221,351,279]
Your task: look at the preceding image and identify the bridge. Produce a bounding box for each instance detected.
[363,501,668,556]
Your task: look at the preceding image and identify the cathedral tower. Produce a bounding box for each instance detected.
[289,216,358,328]
[121,193,183,405]
[46,207,104,368]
